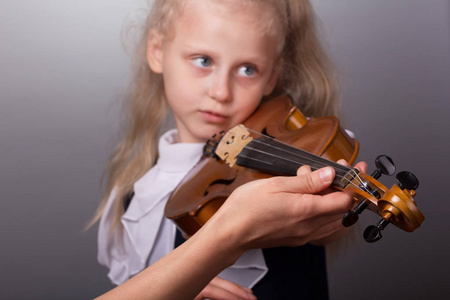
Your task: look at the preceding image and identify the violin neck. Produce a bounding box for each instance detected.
[235,136,352,187]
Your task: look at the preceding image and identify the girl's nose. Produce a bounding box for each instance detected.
[208,71,231,102]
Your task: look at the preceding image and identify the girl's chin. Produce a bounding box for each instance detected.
[177,121,232,143]
[178,130,222,144]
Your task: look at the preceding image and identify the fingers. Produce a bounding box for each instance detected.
[277,160,367,196]
[337,159,368,174]
[336,159,351,168]
[194,276,256,300]
[354,161,367,173]
[221,161,366,250]
[309,218,349,245]
[272,166,335,195]
[296,165,311,176]
[308,189,354,217]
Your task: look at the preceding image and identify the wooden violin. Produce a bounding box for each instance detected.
[164,96,424,242]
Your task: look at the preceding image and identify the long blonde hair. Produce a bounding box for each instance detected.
[89,0,339,230]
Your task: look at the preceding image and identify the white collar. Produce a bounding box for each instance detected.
[126,129,205,220]
[102,129,267,286]
[156,129,206,173]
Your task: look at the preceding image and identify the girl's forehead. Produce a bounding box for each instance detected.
[182,0,276,18]
[164,0,286,58]
[178,0,285,37]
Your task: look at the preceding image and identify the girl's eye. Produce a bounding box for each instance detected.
[192,56,212,68]
[237,65,256,77]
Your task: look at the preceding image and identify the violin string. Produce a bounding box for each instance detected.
[244,127,350,173]
[243,129,348,172]
[339,169,375,197]
[246,127,379,199]
[242,128,372,193]
[251,137,349,172]
[220,127,372,194]
[236,145,368,193]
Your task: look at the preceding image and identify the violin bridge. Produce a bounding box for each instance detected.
[215,125,253,167]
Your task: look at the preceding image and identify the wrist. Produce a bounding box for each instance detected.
[195,212,247,267]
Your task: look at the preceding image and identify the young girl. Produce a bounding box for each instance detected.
[96,165,364,300]
[92,0,363,298]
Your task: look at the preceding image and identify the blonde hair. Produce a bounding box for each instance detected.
[89,0,339,230]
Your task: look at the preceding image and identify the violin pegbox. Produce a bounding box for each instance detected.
[341,155,424,243]
[342,155,396,227]
[213,125,254,168]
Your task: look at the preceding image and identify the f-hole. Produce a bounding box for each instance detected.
[261,127,275,139]
[204,177,236,196]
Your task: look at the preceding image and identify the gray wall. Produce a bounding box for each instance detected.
[1,0,449,299]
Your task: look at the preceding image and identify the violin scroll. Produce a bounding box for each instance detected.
[342,156,424,242]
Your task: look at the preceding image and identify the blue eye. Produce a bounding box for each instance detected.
[192,56,211,68]
[237,65,256,77]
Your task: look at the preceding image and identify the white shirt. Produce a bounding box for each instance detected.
[97,129,267,286]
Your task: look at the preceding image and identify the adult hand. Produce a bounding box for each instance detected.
[206,162,367,253]
[97,163,367,300]
[309,160,367,245]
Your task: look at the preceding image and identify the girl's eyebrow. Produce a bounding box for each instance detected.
[182,41,216,53]
[183,43,270,66]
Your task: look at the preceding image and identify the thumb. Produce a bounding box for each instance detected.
[274,166,335,194]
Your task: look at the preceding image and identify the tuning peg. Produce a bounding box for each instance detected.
[363,218,390,243]
[342,200,368,227]
[342,155,396,227]
[372,155,396,179]
[396,171,419,190]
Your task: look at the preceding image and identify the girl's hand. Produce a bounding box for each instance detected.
[194,276,256,300]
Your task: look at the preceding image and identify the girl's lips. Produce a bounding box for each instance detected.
[200,110,228,123]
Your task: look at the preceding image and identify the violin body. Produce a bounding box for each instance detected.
[165,96,360,236]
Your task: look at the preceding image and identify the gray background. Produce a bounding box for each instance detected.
[1,0,449,299]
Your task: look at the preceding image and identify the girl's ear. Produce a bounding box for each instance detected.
[147,30,164,74]
[264,58,283,96]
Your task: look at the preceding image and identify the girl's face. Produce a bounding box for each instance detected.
[148,0,283,143]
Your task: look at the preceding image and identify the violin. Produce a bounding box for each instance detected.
[164,96,424,243]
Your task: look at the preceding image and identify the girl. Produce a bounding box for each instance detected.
[92,0,365,298]
[96,165,364,300]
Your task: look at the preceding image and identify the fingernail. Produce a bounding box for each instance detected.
[319,167,333,183]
